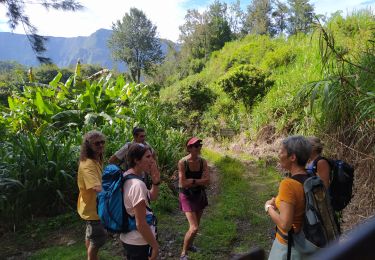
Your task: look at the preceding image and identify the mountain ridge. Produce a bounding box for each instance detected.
[0,29,173,70]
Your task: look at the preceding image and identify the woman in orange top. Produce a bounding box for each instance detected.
[265,135,312,260]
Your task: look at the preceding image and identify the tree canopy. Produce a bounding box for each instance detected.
[108,8,163,83]
[245,0,273,36]
[0,0,83,63]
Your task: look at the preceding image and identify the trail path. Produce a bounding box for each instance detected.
[158,162,221,259]
[157,149,278,259]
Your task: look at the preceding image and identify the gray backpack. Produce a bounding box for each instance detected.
[287,175,340,259]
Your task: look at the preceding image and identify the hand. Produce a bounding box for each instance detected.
[265,197,276,207]
[149,243,159,260]
[149,159,160,184]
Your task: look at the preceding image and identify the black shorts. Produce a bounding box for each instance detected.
[85,220,107,248]
[123,243,151,260]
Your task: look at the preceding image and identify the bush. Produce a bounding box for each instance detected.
[217,64,273,110]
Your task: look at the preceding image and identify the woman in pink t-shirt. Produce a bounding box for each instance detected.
[119,143,160,260]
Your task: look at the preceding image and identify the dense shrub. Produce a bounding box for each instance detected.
[0,72,187,229]
[217,64,273,110]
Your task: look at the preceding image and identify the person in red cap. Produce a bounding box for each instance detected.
[178,137,210,260]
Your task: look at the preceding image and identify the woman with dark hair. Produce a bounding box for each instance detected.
[306,137,330,188]
[120,143,160,260]
[265,135,313,260]
[77,130,107,260]
[178,137,210,260]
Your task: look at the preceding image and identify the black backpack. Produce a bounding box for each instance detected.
[311,156,354,211]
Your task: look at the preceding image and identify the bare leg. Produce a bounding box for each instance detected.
[87,243,99,260]
[181,211,199,256]
[196,210,203,226]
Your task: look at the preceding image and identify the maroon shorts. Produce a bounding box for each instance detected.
[179,189,208,212]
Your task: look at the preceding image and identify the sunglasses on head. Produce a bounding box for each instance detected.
[94,140,105,146]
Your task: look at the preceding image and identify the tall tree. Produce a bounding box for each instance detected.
[272,0,289,35]
[287,0,314,35]
[206,0,232,53]
[108,8,163,83]
[228,0,246,38]
[245,0,274,35]
[0,0,83,63]
[179,1,231,61]
[179,9,207,60]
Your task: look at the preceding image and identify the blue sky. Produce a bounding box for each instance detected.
[0,0,374,42]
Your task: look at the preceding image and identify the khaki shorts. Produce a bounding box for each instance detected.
[85,220,107,248]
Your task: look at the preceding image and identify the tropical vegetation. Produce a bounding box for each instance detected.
[0,0,374,258]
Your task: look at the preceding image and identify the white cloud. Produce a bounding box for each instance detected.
[312,0,374,16]
[0,0,189,41]
[0,0,374,41]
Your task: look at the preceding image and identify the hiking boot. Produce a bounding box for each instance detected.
[180,254,188,260]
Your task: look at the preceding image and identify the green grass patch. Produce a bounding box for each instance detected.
[30,243,122,260]
[194,149,281,258]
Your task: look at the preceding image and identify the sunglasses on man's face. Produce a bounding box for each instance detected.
[94,140,105,146]
[192,143,202,148]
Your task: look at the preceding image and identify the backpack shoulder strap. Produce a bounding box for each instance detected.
[199,157,204,172]
[184,159,189,175]
[123,173,143,182]
[291,174,309,184]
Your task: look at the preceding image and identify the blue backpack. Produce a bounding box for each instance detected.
[97,164,142,233]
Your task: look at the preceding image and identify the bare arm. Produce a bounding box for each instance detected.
[178,159,194,188]
[267,201,294,232]
[108,154,120,164]
[134,200,159,260]
[149,159,160,201]
[317,159,330,189]
[92,185,102,192]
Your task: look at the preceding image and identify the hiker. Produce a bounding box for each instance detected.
[77,130,107,260]
[109,126,155,188]
[178,137,210,260]
[265,135,312,260]
[120,143,160,260]
[306,137,330,188]
[109,126,154,169]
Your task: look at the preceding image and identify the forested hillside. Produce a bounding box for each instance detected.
[0,0,374,258]
[158,10,374,225]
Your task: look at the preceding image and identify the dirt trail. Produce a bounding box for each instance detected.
[158,162,220,259]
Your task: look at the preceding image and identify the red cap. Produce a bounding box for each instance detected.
[187,137,202,146]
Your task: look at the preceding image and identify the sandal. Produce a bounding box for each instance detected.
[180,254,188,260]
[188,245,199,252]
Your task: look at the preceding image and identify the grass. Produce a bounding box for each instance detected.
[30,243,122,260]
[0,148,282,260]
[0,211,123,259]
[186,149,281,259]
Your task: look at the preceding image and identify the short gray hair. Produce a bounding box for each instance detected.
[282,135,312,167]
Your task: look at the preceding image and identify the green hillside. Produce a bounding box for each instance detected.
[160,11,374,143]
